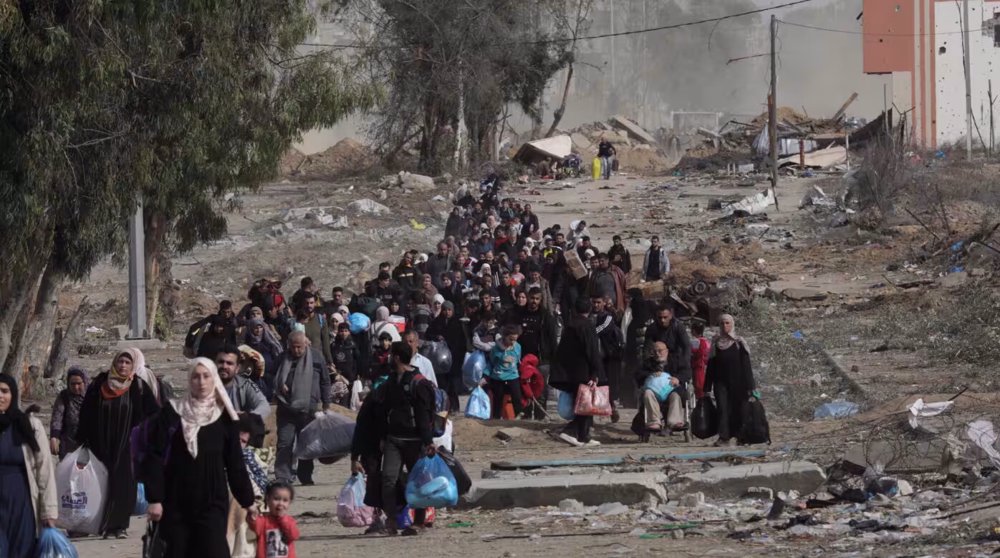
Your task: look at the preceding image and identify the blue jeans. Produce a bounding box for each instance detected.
[601,156,612,179]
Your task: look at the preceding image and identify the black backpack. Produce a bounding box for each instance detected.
[737,398,771,445]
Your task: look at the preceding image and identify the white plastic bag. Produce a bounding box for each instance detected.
[55,448,108,534]
[336,473,374,527]
[349,379,364,411]
[432,419,454,453]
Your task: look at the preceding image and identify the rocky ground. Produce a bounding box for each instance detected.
[36,156,1000,557]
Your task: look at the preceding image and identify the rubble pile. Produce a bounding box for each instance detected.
[281,138,374,179]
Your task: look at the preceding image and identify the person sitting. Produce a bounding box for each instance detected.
[632,342,682,443]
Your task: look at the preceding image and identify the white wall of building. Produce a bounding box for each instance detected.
[934,0,1000,147]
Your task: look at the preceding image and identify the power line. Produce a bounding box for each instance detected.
[299,0,822,50]
[778,19,980,37]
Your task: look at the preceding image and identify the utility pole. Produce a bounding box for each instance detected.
[127,199,149,339]
[769,14,780,211]
[964,0,973,160]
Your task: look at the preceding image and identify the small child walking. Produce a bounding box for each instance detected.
[482,324,524,419]
[249,481,301,558]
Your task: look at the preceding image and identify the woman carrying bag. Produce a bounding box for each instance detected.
[0,374,58,556]
[142,358,256,558]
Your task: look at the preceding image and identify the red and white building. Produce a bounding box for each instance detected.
[863,0,1000,148]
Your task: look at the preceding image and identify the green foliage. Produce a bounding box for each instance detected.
[0,0,374,294]
[359,0,574,172]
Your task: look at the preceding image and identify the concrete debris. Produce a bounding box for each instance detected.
[347,198,391,215]
[596,502,630,516]
[463,472,668,509]
[679,492,705,508]
[495,427,531,442]
[328,216,349,229]
[721,189,775,217]
[611,115,657,144]
[671,461,827,499]
[781,288,828,302]
[558,499,586,513]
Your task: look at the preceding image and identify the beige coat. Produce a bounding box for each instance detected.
[21,415,58,534]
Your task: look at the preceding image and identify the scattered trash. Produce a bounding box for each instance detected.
[814,400,860,420]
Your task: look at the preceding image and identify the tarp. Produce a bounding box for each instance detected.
[512,135,573,164]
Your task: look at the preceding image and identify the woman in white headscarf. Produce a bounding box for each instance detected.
[142,358,256,558]
[705,314,756,447]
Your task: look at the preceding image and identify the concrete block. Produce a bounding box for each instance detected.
[462,472,668,509]
[494,427,531,442]
[116,338,168,351]
[316,214,335,226]
[671,461,826,499]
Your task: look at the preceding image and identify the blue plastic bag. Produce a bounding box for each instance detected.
[462,351,487,389]
[813,400,859,419]
[396,505,413,529]
[465,387,491,420]
[405,454,459,508]
[348,312,371,334]
[37,527,79,558]
[557,390,575,420]
[133,482,148,516]
[643,373,674,403]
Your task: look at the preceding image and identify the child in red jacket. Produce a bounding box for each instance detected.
[690,322,710,398]
[249,481,301,558]
[519,354,546,415]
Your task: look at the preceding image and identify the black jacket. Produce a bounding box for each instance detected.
[331,337,360,383]
[505,305,557,363]
[549,314,605,392]
[643,319,693,382]
[376,368,436,445]
[427,314,467,369]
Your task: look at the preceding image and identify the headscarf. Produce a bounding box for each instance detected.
[375,306,390,322]
[0,374,39,452]
[711,314,749,356]
[65,366,89,412]
[103,348,141,399]
[244,317,283,356]
[249,306,264,321]
[129,348,162,403]
[170,358,238,459]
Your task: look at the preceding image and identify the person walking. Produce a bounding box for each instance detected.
[597,136,616,180]
[706,314,756,447]
[0,374,57,557]
[354,342,437,536]
[49,366,89,459]
[77,349,160,539]
[549,299,605,447]
[142,358,256,558]
[641,236,670,281]
[272,332,332,485]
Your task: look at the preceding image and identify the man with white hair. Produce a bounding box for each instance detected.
[272,331,332,485]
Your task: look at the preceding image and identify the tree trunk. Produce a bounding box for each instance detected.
[46,297,88,380]
[0,270,41,375]
[2,262,49,396]
[545,62,574,138]
[20,265,62,382]
[144,211,168,338]
[453,70,466,172]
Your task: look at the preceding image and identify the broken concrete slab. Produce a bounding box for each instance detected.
[721,189,775,217]
[316,214,335,226]
[494,427,532,442]
[463,472,668,509]
[610,115,657,144]
[399,171,436,191]
[781,288,829,302]
[490,449,766,470]
[671,461,826,499]
[938,271,968,288]
[347,198,391,215]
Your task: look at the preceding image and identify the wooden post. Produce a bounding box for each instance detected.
[769,15,780,211]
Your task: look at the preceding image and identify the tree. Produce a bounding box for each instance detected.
[0,1,372,381]
[354,0,574,173]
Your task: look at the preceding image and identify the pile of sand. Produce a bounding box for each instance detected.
[280,138,373,179]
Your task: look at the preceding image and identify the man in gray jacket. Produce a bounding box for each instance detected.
[642,235,670,281]
[216,346,271,419]
[273,331,332,485]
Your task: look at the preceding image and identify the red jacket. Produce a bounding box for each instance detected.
[691,337,710,398]
[249,514,300,558]
[519,354,546,404]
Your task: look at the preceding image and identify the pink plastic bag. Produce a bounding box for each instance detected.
[573,384,613,417]
[337,473,374,527]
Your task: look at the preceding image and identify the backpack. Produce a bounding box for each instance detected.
[737,398,771,445]
[407,373,450,438]
[350,295,381,319]
[600,322,625,360]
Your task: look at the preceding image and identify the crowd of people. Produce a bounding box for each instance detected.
[0,176,759,555]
